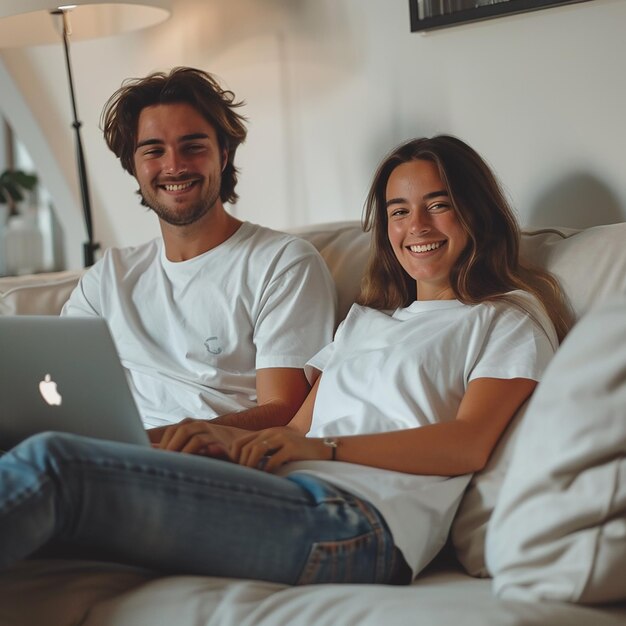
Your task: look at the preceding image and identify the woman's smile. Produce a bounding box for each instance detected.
[386,159,468,300]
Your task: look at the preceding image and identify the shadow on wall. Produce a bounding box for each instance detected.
[528,172,625,229]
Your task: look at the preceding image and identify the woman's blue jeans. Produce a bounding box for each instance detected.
[0,432,409,585]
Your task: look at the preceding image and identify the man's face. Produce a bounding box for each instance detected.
[133,102,227,226]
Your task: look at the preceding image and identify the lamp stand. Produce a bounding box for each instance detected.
[53,9,99,267]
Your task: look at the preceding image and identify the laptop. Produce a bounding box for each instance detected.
[0,316,150,450]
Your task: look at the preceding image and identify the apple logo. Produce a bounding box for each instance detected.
[39,374,63,406]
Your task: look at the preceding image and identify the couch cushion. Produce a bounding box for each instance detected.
[0,271,82,316]
[2,559,625,626]
[519,223,626,319]
[290,221,370,323]
[486,296,626,603]
[0,559,155,626]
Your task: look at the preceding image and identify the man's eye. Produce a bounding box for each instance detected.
[185,144,207,153]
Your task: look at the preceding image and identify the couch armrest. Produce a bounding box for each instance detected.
[0,271,82,316]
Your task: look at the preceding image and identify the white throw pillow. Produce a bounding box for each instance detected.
[451,222,626,577]
[291,222,370,324]
[450,401,530,577]
[520,223,626,320]
[486,296,626,603]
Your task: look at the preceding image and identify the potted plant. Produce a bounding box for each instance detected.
[0,169,41,275]
[0,168,38,217]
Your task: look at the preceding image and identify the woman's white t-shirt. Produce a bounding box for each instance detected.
[281,292,557,577]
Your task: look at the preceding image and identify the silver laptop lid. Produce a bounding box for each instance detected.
[0,316,150,450]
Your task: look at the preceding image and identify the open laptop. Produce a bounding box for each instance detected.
[0,316,150,451]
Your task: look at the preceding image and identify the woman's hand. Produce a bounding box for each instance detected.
[157,419,247,458]
[230,427,331,472]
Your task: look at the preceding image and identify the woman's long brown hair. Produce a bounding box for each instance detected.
[359,136,571,342]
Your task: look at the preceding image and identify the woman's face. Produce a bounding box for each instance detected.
[386,159,468,301]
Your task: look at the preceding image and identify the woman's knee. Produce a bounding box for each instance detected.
[11,431,84,468]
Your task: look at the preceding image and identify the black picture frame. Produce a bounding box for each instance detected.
[409,0,594,32]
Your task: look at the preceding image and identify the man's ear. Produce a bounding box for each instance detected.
[221,149,228,172]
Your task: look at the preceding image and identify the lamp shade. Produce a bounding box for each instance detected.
[0,0,171,47]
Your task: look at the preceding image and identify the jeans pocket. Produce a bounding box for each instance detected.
[296,531,380,585]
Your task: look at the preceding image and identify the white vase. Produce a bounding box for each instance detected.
[2,209,44,275]
[0,204,8,276]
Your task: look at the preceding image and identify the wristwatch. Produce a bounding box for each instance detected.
[323,437,339,461]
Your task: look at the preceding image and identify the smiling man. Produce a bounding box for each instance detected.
[135,103,225,229]
[61,67,336,447]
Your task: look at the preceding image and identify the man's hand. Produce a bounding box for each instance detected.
[154,419,248,458]
[146,425,168,445]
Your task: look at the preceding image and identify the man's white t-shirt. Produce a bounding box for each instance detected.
[62,222,337,427]
[280,292,557,577]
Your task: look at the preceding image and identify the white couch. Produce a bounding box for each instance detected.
[1,220,625,626]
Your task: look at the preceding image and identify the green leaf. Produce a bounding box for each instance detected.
[0,169,38,204]
[13,171,38,190]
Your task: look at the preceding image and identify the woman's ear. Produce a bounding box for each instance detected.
[221,150,228,172]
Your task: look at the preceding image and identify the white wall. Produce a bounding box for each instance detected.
[1,0,624,269]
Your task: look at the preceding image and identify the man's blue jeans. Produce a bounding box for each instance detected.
[0,432,409,585]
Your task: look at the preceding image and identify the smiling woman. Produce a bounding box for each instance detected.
[359,135,571,343]
[385,160,469,301]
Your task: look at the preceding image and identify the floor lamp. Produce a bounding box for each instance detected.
[0,1,171,267]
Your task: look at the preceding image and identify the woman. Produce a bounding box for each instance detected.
[0,136,568,585]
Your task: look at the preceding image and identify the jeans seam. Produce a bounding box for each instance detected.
[297,531,377,585]
[49,455,311,506]
[293,479,397,585]
[0,475,50,513]
[352,494,391,582]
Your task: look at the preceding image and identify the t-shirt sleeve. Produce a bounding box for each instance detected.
[254,241,337,370]
[469,297,557,383]
[60,260,104,318]
[303,306,359,384]
[304,341,335,385]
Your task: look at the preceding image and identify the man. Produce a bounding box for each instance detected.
[62,67,336,448]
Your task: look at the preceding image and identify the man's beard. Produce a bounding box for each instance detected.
[138,178,221,227]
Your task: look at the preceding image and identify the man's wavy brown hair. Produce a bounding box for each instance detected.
[101,67,247,204]
[359,136,571,342]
